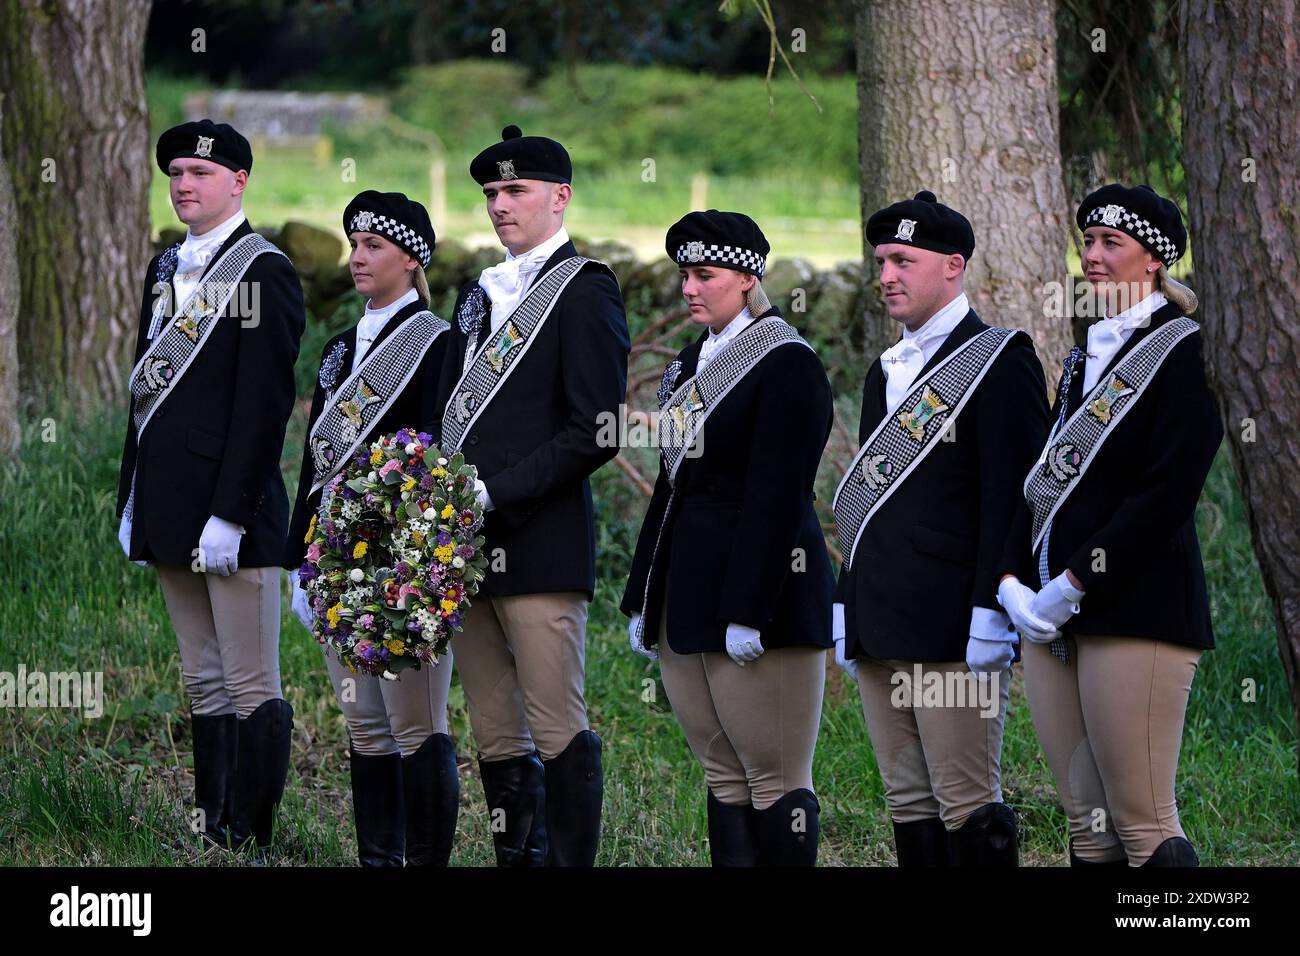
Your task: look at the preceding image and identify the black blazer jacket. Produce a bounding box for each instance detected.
[116,221,305,568]
[620,311,836,655]
[428,239,630,599]
[835,309,1051,662]
[281,297,449,571]
[1000,302,1222,650]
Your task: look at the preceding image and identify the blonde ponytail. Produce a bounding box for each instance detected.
[1157,265,1198,315]
[745,279,772,317]
[412,264,431,304]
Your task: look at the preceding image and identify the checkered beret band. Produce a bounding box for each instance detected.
[673,241,766,278]
[349,211,432,268]
[1084,203,1180,267]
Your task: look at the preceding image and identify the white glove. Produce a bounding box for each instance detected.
[473,478,494,512]
[832,603,857,682]
[118,514,150,568]
[965,634,1016,673]
[291,571,315,630]
[1031,572,1085,630]
[198,515,244,576]
[725,623,764,666]
[628,614,658,661]
[997,576,1062,644]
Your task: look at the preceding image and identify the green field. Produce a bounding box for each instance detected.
[1,388,1293,865]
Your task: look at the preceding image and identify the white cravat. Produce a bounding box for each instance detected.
[170,209,247,318]
[880,291,969,413]
[1082,290,1167,394]
[697,307,754,372]
[353,287,418,373]
[478,226,571,338]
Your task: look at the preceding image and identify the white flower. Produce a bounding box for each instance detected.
[422,507,436,520]
[349,568,365,583]
[368,471,378,481]
[405,442,418,455]
[437,457,447,466]
[452,556,465,569]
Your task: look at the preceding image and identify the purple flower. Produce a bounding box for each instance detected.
[416,431,433,445]
[447,612,462,628]
[420,474,436,490]
[298,561,318,582]
[407,618,423,632]
[395,428,413,446]
[342,486,358,500]
[436,531,452,546]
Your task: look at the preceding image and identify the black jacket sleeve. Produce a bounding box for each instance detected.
[717,345,833,629]
[971,335,1051,609]
[116,256,161,518]
[620,457,673,617]
[209,255,306,526]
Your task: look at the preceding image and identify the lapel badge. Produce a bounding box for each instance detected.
[455,388,477,423]
[861,453,893,491]
[898,385,949,442]
[311,437,335,474]
[485,320,524,373]
[1087,374,1134,424]
[195,135,214,158]
[141,356,175,393]
[1047,442,1082,482]
[338,379,381,431]
[895,219,917,241]
[174,313,200,343]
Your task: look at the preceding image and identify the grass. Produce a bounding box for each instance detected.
[0,365,1295,865]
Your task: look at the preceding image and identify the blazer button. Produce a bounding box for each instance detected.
[469,434,479,446]
[156,409,165,419]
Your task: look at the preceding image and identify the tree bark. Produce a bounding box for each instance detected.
[0,92,19,454]
[0,0,152,415]
[853,0,1071,368]
[1180,0,1300,763]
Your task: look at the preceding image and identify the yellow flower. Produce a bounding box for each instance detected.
[434,544,454,564]
[440,599,458,613]
[370,447,384,466]
[401,477,417,493]
[353,541,368,559]
[326,602,344,628]
[440,504,454,519]
[383,639,406,656]
[304,513,318,544]
[431,467,448,478]
[411,530,425,545]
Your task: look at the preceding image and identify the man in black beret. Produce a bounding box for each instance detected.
[830,190,1051,866]
[429,125,630,866]
[116,118,306,855]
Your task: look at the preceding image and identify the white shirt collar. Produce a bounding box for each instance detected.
[181,208,246,255]
[902,291,969,349]
[1102,288,1167,326]
[505,225,570,273]
[696,307,754,371]
[362,286,419,327]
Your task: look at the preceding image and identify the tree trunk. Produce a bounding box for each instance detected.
[1180,0,1300,764]
[0,92,20,454]
[0,0,152,416]
[853,0,1071,369]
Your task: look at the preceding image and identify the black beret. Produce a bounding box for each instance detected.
[156,119,252,175]
[1076,183,1186,268]
[470,125,572,185]
[866,190,975,261]
[343,190,436,269]
[665,209,770,278]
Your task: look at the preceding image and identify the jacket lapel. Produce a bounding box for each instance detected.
[1071,301,1184,415]
[359,297,429,364]
[915,309,982,378]
[198,220,254,280]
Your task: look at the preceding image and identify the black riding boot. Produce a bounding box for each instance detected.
[190,712,237,848]
[542,730,603,867]
[706,789,759,867]
[478,751,547,866]
[753,788,820,866]
[402,733,460,866]
[1142,836,1199,867]
[349,748,405,867]
[228,698,294,853]
[948,802,1018,867]
[892,817,950,867]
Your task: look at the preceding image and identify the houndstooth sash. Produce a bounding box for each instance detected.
[441,255,599,452]
[121,234,284,523]
[1025,317,1199,551]
[308,311,449,495]
[657,318,812,486]
[832,326,1018,570]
